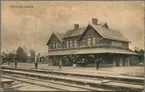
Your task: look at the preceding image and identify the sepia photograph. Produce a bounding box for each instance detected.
[0,1,144,92]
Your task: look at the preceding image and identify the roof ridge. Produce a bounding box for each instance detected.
[63,27,86,38]
[90,24,130,42]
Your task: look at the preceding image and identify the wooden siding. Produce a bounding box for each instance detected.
[48,25,129,51]
[80,26,102,40]
[79,26,102,47]
[63,36,79,48]
[48,34,62,50]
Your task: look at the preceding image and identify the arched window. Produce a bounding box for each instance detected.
[92,38,96,46]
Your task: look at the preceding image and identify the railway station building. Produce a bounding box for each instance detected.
[46,18,138,67]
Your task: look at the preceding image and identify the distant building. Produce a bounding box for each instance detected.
[1,54,5,63]
[40,56,49,63]
[46,18,138,67]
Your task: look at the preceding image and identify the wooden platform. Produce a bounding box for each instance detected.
[3,69,144,91]
[3,67,143,83]
[1,78,14,87]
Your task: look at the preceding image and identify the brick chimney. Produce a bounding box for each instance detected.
[92,18,98,25]
[74,24,79,29]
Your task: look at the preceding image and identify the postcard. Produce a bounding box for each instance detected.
[1,1,144,92]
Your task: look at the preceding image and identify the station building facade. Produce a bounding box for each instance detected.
[46,18,138,67]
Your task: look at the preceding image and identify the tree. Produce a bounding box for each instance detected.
[138,49,144,62]
[1,51,8,57]
[16,46,27,62]
[29,49,36,62]
[29,49,36,57]
[133,47,144,63]
[134,47,139,53]
[7,52,16,63]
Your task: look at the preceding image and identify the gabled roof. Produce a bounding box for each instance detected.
[63,27,86,38]
[54,32,64,42]
[99,22,109,28]
[46,32,64,45]
[97,22,106,26]
[1,54,5,58]
[63,22,108,39]
[90,24,130,42]
[40,56,49,59]
[47,21,130,44]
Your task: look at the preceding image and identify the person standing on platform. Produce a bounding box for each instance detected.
[95,58,99,70]
[82,59,85,67]
[35,53,40,69]
[35,55,38,69]
[73,59,76,68]
[14,59,17,68]
[96,58,102,70]
[59,60,62,69]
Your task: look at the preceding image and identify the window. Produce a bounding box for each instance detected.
[56,43,58,48]
[87,38,92,46]
[74,40,77,48]
[112,41,122,46]
[66,41,69,48]
[70,41,73,48]
[53,43,55,49]
[49,43,53,49]
[92,38,96,46]
[51,43,53,49]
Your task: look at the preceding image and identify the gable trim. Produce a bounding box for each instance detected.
[46,33,61,45]
[46,33,54,45]
[102,22,109,28]
[78,24,103,40]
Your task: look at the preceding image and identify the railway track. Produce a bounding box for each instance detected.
[2,67,144,91]
[3,74,95,91]
[2,67,143,84]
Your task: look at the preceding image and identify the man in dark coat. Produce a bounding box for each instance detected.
[35,53,40,69]
[82,59,85,67]
[95,58,102,70]
[14,60,17,68]
[97,58,101,70]
[95,58,99,70]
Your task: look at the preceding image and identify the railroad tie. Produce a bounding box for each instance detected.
[101,80,111,84]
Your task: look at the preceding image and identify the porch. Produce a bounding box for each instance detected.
[48,47,138,67]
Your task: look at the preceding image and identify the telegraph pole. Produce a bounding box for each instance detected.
[0,0,2,90]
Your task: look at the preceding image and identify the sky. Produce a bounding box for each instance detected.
[1,1,144,54]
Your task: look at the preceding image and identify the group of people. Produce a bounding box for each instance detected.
[13,54,103,70]
[58,57,103,70]
[13,53,40,69]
